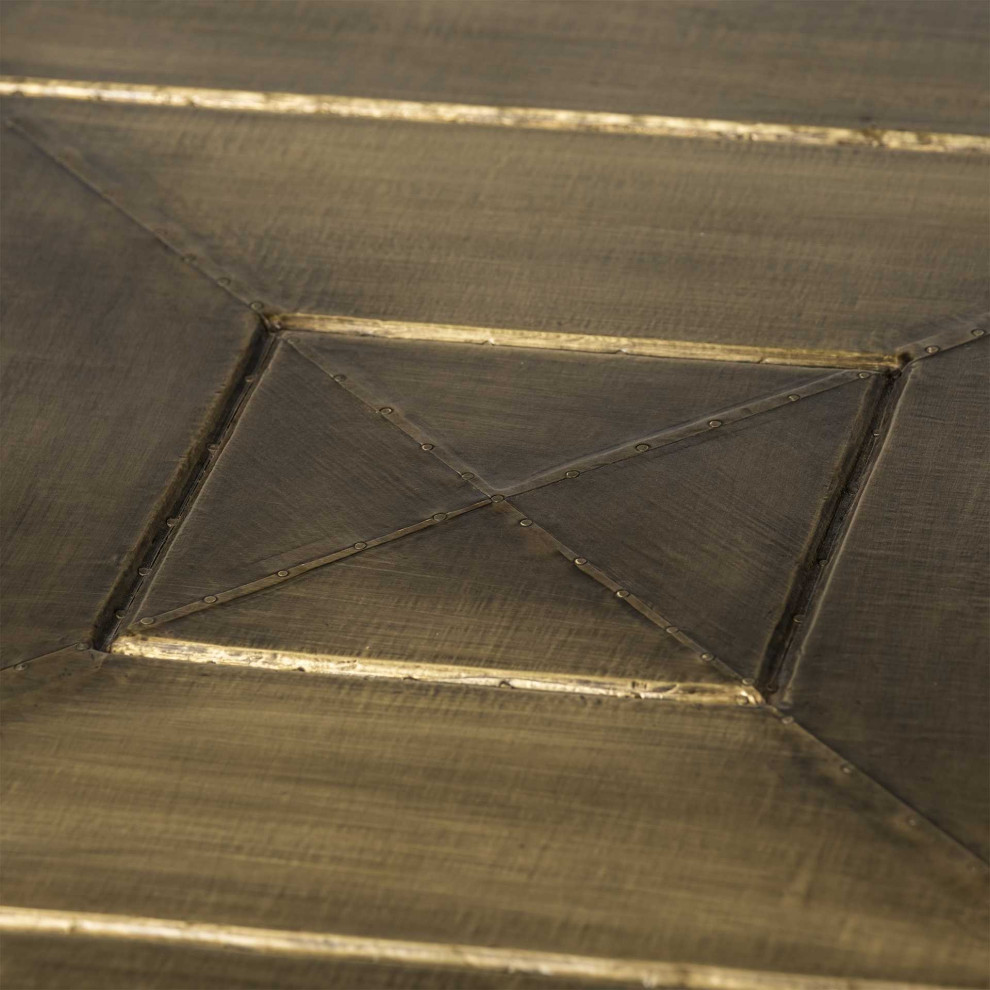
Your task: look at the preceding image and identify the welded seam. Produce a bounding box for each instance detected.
[3,114,274,317]
[3,76,988,155]
[126,500,491,631]
[755,371,895,697]
[279,314,895,370]
[111,638,753,706]
[0,906,950,990]
[502,370,874,499]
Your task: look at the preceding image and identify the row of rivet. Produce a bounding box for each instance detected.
[132,500,492,629]
[502,369,875,498]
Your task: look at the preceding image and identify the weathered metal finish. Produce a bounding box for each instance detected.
[783,340,990,860]
[287,332,860,493]
[131,341,479,619]
[8,99,988,355]
[128,502,726,686]
[0,129,256,667]
[2,1,986,134]
[2,658,985,987]
[515,379,878,680]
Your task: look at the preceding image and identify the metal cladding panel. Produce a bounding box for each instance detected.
[784,340,990,859]
[287,333,832,492]
[2,0,988,134]
[515,380,876,680]
[9,98,988,354]
[134,340,479,619]
[0,130,256,667]
[1,657,985,987]
[142,503,718,684]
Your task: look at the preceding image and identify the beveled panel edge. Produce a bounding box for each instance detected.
[0,906,950,990]
[110,636,759,707]
[279,315,895,370]
[2,76,988,155]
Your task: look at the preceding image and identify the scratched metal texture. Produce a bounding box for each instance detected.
[0,129,256,667]
[147,503,719,683]
[2,1,988,135]
[134,340,479,618]
[514,380,876,681]
[286,333,833,491]
[2,656,986,987]
[0,934,634,990]
[10,98,989,355]
[783,340,990,860]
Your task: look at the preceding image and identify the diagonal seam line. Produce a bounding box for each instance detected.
[495,501,747,692]
[127,500,491,630]
[3,115,269,321]
[0,906,953,990]
[282,336,493,493]
[3,75,988,155]
[501,368,874,498]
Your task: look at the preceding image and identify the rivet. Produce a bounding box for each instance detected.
[114,610,126,619]
[75,642,89,651]
[244,375,256,384]
[332,373,346,382]
[634,443,650,452]
[138,567,151,576]
[925,345,939,354]
[432,512,447,521]
[166,517,179,527]
[907,817,920,828]
[793,614,805,624]
[250,301,265,312]
[203,595,218,603]
[700,652,713,661]
[460,472,475,480]
[742,677,755,686]
[781,716,794,725]
[14,663,27,671]
[490,494,505,502]
[217,276,231,286]
[818,558,828,566]
[665,625,678,634]
[421,443,435,451]
[787,394,800,401]
[519,519,533,527]
[207,443,220,452]
[708,419,722,428]
[565,470,580,479]
[972,328,985,337]
[857,372,871,379]
[574,557,587,565]
[353,542,367,549]
[139,617,154,626]
[840,765,853,775]
[379,407,393,415]
[615,589,630,598]
[276,570,289,577]
[184,254,197,264]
